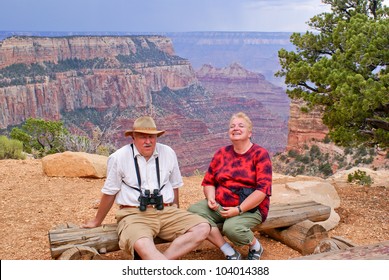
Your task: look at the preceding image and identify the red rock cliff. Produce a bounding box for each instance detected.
[286,99,329,151]
[0,36,175,68]
[0,36,197,129]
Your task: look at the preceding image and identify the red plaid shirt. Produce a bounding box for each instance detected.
[202,144,272,221]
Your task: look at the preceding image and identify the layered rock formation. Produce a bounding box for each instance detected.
[195,63,290,154]
[0,35,290,175]
[0,36,175,68]
[0,36,196,129]
[286,99,329,152]
[168,31,293,87]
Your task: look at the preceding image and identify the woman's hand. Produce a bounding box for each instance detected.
[207,198,219,211]
[219,206,240,218]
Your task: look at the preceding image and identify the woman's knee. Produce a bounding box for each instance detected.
[222,224,253,246]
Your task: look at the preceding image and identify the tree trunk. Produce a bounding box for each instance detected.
[48,223,120,259]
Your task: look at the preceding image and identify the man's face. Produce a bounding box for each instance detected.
[133,132,157,160]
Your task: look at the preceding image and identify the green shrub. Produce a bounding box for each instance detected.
[10,118,69,157]
[347,170,373,186]
[0,136,26,159]
[323,135,331,144]
[319,162,333,177]
[355,146,367,158]
[96,145,115,157]
[344,146,353,155]
[309,145,321,159]
[296,155,310,164]
[287,149,299,158]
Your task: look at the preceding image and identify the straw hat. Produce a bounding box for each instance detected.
[124,116,165,137]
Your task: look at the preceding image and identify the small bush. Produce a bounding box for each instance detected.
[347,170,373,186]
[309,145,321,159]
[319,162,333,177]
[344,146,353,155]
[323,135,331,144]
[288,149,299,158]
[0,136,26,159]
[296,155,310,164]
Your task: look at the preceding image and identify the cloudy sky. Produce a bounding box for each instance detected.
[1,0,388,33]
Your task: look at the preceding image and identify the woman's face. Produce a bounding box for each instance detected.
[229,117,252,142]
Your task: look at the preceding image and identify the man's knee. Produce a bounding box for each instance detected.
[190,222,211,239]
[134,237,155,251]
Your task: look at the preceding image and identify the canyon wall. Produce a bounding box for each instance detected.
[0,35,175,68]
[286,100,329,152]
[0,35,324,175]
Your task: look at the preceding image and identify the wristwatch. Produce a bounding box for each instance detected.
[237,205,242,215]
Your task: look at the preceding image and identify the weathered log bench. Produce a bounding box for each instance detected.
[48,200,331,259]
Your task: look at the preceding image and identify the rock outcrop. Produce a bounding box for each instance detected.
[286,99,329,151]
[42,151,107,178]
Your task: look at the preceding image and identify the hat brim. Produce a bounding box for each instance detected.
[124,129,165,137]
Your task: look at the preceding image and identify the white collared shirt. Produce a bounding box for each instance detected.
[101,143,183,205]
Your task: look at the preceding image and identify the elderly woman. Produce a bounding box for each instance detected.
[189,112,272,260]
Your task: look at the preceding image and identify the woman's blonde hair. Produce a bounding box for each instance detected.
[230,112,253,131]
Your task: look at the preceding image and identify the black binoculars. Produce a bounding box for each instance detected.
[138,189,164,211]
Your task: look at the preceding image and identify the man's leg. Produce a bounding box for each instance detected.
[163,222,210,260]
[133,237,168,260]
[206,226,228,247]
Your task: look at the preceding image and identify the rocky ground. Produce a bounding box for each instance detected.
[0,159,388,260]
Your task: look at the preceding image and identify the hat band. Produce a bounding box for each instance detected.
[134,127,158,131]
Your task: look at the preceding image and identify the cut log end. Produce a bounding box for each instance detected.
[58,246,103,260]
[263,220,329,255]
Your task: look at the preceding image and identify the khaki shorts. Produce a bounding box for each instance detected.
[115,206,209,259]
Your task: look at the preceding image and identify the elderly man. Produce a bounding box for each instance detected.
[83,116,210,260]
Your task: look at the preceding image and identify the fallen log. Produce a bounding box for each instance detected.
[293,240,389,260]
[48,200,331,259]
[252,200,331,231]
[262,220,329,255]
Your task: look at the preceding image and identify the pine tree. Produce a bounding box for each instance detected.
[276,0,389,148]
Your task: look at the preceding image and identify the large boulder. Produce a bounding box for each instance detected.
[272,173,341,231]
[42,151,108,178]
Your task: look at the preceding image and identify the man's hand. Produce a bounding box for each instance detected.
[81,219,101,229]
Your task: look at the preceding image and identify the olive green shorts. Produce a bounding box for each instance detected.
[115,206,208,259]
[188,199,262,246]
